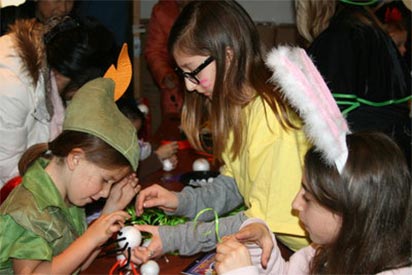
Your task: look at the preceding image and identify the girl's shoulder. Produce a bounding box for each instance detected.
[246,96,278,118]
[245,97,280,129]
[0,33,24,74]
[3,19,45,81]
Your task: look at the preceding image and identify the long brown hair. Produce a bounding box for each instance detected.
[295,0,337,45]
[304,132,411,274]
[295,0,386,46]
[168,0,298,161]
[19,131,130,175]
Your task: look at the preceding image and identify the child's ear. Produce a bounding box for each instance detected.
[67,148,85,170]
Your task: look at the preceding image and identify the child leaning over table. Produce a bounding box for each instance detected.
[0,78,141,274]
[132,1,311,264]
[215,132,412,275]
[116,98,179,178]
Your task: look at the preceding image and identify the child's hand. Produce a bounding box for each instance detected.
[235,222,274,268]
[103,173,140,214]
[130,225,163,264]
[135,184,178,216]
[155,142,178,160]
[84,211,131,247]
[215,235,252,274]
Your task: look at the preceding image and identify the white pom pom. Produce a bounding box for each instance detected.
[138,104,149,115]
[192,158,210,171]
[140,260,160,275]
[162,158,175,171]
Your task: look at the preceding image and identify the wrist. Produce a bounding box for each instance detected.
[77,231,100,252]
[101,202,117,215]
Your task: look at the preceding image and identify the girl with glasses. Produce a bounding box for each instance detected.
[132,0,310,264]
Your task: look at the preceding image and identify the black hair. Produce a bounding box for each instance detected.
[305,132,411,273]
[116,97,145,122]
[45,16,117,100]
[116,97,146,138]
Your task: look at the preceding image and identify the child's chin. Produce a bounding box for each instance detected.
[77,198,92,206]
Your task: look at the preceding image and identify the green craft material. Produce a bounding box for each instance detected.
[126,205,187,227]
[333,93,412,115]
[193,204,247,243]
[339,0,379,6]
[194,208,221,243]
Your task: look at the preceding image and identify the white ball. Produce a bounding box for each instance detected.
[117,226,142,249]
[138,103,149,115]
[116,253,126,261]
[140,260,160,275]
[162,158,175,171]
[192,158,210,171]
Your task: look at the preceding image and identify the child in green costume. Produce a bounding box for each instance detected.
[0,77,140,274]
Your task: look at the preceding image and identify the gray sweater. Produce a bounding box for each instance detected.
[159,174,247,255]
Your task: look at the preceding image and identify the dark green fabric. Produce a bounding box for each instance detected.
[0,158,86,274]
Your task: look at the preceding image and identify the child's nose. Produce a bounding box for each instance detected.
[291,188,304,211]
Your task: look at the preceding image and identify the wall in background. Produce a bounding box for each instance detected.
[141,0,295,23]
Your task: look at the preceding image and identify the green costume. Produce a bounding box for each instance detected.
[0,78,140,274]
[0,158,86,274]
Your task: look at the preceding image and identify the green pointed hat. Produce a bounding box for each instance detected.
[63,78,140,170]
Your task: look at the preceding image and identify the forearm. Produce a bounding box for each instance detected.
[170,175,244,220]
[80,249,101,271]
[159,212,248,255]
[239,218,288,275]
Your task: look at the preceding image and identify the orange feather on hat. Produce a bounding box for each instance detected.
[104,43,132,101]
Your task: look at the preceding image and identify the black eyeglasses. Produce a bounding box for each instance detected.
[175,56,214,85]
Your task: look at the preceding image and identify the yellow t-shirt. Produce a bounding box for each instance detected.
[221,97,311,250]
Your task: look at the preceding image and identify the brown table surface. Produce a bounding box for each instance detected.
[82,115,214,274]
